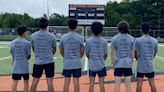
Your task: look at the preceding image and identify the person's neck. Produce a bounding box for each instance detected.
[19,36,25,39]
[41,28,47,31]
[94,35,100,37]
[69,29,76,32]
[143,33,149,36]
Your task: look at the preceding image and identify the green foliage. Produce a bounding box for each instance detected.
[0,0,163,29]
[105,0,164,29]
[0,13,68,28]
[0,13,38,28]
[49,13,68,26]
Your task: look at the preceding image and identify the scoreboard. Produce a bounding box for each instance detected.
[69,4,105,25]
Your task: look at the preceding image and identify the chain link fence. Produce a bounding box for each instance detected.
[0,26,164,42]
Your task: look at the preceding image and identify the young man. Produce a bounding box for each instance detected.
[10,26,31,92]
[111,20,135,92]
[85,22,108,92]
[135,23,158,92]
[59,18,84,92]
[30,17,56,92]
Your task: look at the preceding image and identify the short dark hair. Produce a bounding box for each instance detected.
[16,26,27,36]
[67,18,78,30]
[39,17,48,29]
[141,22,150,34]
[117,20,129,33]
[91,22,103,35]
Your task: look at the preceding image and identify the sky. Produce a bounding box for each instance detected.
[0,0,121,18]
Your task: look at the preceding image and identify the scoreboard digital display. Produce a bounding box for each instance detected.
[69,4,105,25]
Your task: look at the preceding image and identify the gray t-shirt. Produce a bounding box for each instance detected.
[85,36,108,71]
[59,32,84,70]
[135,35,158,73]
[10,38,31,74]
[31,30,56,65]
[111,33,134,68]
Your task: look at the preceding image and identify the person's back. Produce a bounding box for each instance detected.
[112,33,134,68]
[86,36,107,71]
[11,38,31,74]
[31,29,56,64]
[60,32,83,69]
[135,35,158,73]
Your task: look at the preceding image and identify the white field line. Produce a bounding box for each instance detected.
[0,42,11,44]
[0,46,9,48]
[0,56,11,61]
[156,56,164,60]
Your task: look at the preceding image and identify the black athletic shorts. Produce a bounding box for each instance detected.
[114,68,132,77]
[32,62,54,78]
[12,73,29,80]
[89,67,107,77]
[137,72,155,78]
[62,68,81,78]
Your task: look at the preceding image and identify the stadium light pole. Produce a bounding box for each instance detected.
[153,1,160,38]
[47,0,50,20]
[47,0,50,32]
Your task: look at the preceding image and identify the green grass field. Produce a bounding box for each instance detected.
[0,41,164,75]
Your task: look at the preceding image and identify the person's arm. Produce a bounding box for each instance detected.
[104,42,108,61]
[131,49,135,62]
[60,48,64,57]
[86,52,90,59]
[52,47,56,55]
[135,51,138,60]
[85,41,90,59]
[104,54,108,61]
[134,39,139,61]
[111,37,116,69]
[111,49,116,68]
[27,43,31,60]
[154,41,158,57]
[27,55,31,60]
[80,37,85,58]
[10,44,14,63]
[52,35,57,55]
[80,47,84,58]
